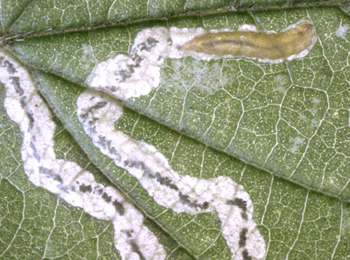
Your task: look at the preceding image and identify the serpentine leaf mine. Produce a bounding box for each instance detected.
[76,89,266,260]
[0,52,166,260]
[84,22,275,259]
[87,21,318,100]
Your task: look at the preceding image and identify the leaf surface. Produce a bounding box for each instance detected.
[1,1,350,259]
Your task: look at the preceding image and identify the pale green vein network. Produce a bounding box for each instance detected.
[1,1,350,259]
[9,7,350,199]
[7,0,234,34]
[125,7,350,200]
[0,0,31,33]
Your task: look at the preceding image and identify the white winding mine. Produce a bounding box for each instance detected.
[77,90,266,259]
[1,24,269,260]
[83,25,267,259]
[86,23,316,100]
[0,52,165,260]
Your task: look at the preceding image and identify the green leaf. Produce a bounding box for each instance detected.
[1,1,350,259]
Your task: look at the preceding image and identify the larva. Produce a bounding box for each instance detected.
[182,21,317,61]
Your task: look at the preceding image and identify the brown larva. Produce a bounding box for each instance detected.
[182,21,317,61]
